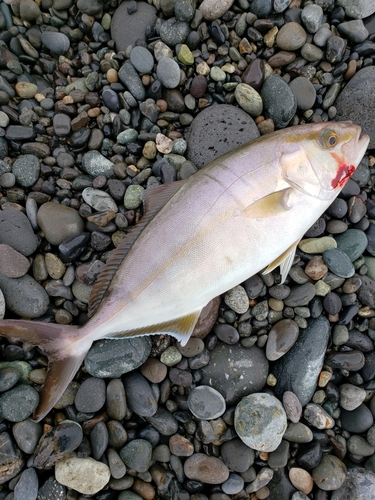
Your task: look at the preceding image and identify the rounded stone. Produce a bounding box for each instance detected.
[111,1,157,51]
[130,46,154,74]
[41,32,70,55]
[82,150,114,177]
[184,454,229,484]
[187,386,226,420]
[234,83,263,117]
[234,393,287,452]
[276,22,307,50]
[156,57,181,89]
[186,104,259,168]
[75,378,106,413]
[289,77,316,111]
[120,439,152,473]
[331,467,375,500]
[0,273,49,318]
[0,384,39,422]
[336,67,375,148]
[55,455,110,495]
[312,454,346,491]
[224,285,249,314]
[301,4,324,33]
[0,209,38,256]
[123,372,157,417]
[82,187,118,213]
[37,202,85,246]
[266,319,299,361]
[200,343,268,405]
[335,229,368,262]
[323,248,355,278]
[85,337,151,378]
[260,74,297,129]
[0,244,30,278]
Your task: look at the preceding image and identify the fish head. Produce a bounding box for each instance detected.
[281,121,369,201]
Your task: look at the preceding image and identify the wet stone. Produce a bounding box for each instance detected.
[301,4,323,33]
[335,229,368,261]
[120,439,152,473]
[0,384,38,422]
[273,317,330,406]
[184,454,229,484]
[187,386,226,420]
[34,421,83,469]
[303,403,334,430]
[169,434,194,457]
[75,378,106,413]
[235,393,287,452]
[326,350,365,371]
[123,372,157,417]
[200,343,268,405]
[261,74,297,128]
[323,248,355,278]
[266,319,299,361]
[296,441,322,470]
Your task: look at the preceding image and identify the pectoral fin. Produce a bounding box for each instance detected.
[242,188,294,219]
[263,239,300,283]
[105,310,202,347]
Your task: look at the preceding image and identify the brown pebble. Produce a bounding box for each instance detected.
[257,119,274,135]
[192,296,221,339]
[178,338,204,358]
[255,486,270,499]
[289,467,313,494]
[169,434,194,457]
[344,59,357,81]
[184,454,229,484]
[282,391,302,423]
[132,478,155,500]
[142,74,151,86]
[156,99,168,112]
[88,107,101,118]
[87,210,117,227]
[107,68,118,83]
[71,111,88,131]
[190,75,207,98]
[169,368,193,387]
[140,358,167,383]
[266,319,299,361]
[305,255,328,281]
[268,50,296,68]
[62,95,74,104]
[0,244,30,278]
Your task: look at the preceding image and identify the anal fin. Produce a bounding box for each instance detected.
[263,239,300,283]
[105,310,201,347]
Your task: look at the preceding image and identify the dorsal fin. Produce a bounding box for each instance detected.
[87,180,185,318]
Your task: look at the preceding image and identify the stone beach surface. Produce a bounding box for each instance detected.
[0,0,374,498]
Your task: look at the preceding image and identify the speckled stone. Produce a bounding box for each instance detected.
[261,74,297,129]
[312,454,346,491]
[235,393,287,452]
[55,455,110,495]
[331,467,375,499]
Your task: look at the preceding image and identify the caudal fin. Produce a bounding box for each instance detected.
[0,320,90,422]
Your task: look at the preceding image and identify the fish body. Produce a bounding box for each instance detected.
[0,121,369,421]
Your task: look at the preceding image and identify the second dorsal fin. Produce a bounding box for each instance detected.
[87,180,185,318]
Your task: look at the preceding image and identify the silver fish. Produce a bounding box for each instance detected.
[0,121,369,421]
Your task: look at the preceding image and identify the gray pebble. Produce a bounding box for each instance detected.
[123,372,157,417]
[130,46,154,74]
[188,386,226,419]
[82,150,114,177]
[120,439,152,473]
[261,74,297,129]
[156,57,181,89]
[118,61,145,101]
[14,467,38,500]
[75,377,106,413]
[0,384,39,422]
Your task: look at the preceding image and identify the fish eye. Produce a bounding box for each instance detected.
[321,130,338,148]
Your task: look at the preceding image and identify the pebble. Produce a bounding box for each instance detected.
[75,377,106,413]
[184,454,229,484]
[41,32,70,56]
[276,22,307,50]
[312,454,346,491]
[82,150,114,177]
[34,421,83,469]
[55,455,110,495]
[335,229,368,261]
[303,403,334,430]
[156,57,181,89]
[234,393,287,452]
[120,439,152,473]
[0,384,39,422]
[124,185,144,209]
[187,386,226,419]
[266,319,299,361]
[0,209,38,257]
[224,285,249,314]
[111,1,157,51]
[0,244,29,278]
[331,467,375,499]
[289,468,313,495]
[82,187,118,213]
[200,343,268,405]
[234,83,263,117]
[187,104,259,168]
[0,273,49,318]
[37,202,85,246]
[261,74,297,129]
[283,391,302,423]
[14,467,38,500]
[123,372,157,417]
[273,317,330,405]
[289,77,316,111]
[323,248,355,278]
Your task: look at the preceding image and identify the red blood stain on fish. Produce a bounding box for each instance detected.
[330,152,355,189]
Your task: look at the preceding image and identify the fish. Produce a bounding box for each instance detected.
[0,121,369,422]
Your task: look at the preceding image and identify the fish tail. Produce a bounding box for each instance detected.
[0,320,90,422]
